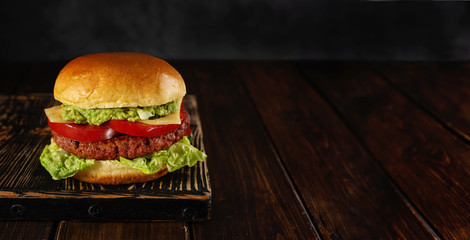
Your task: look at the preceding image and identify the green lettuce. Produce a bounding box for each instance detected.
[39,141,95,180]
[61,100,179,125]
[40,137,206,180]
[116,136,207,173]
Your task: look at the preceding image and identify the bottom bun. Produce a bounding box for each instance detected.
[73,160,168,185]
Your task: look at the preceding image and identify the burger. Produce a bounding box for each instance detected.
[39,52,207,185]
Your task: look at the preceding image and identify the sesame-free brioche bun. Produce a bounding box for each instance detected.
[73,160,169,185]
[54,52,186,109]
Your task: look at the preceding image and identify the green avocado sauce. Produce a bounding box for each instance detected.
[61,100,179,125]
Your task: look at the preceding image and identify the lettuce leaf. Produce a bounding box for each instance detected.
[116,136,207,173]
[40,137,206,180]
[39,140,95,180]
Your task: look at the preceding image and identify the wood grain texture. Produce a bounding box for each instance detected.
[0,221,53,240]
[235,61,436,239]
[375,62,470,141]
[55,221,187,240]
[0,94,210,220]
[300,62,470,240]
[3,60,470,239]
[173,61,318,239]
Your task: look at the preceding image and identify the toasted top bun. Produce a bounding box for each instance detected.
[54,52,186,109]
[73,160,169,185]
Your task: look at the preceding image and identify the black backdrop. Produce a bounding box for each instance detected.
[1,1,469,61]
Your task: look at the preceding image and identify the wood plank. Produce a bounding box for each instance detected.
[0,221,54,240]
[375,62,470,141]
[0,94,56,239]
[300,62,470,240]
[0,94,210,221]
[55,221,186,240]
[235,61,436,239]
[173,61,318,239]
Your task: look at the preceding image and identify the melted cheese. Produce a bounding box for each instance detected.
[137,108,181,125]
[138,98,183,125]
[44,105,72,123]
[44,98,182,125]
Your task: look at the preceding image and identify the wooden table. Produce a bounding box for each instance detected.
[0,61,469,239]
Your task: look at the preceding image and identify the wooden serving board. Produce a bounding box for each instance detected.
[0,94,211,221]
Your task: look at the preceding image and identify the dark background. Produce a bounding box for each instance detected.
[1,1,469,61]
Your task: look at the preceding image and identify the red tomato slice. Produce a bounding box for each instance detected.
[48,119,119,142]
[185,126,191,136]
[181,99,191,136]
[108,110,186,137]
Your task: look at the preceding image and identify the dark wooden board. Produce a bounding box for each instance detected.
[235,61,436,239]
[173,61,319,239]
[0,221,54,240]
[0,94,211,221]
[56,221,187,240]
[300,62,470,240]
[375,62,470,141]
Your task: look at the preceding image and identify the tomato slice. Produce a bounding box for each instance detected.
[185,125,191,136]
[48,101,189,141]
[48,119,119,142]
[108,110,186,137]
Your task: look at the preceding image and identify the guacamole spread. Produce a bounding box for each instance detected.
[61,100,179,125]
